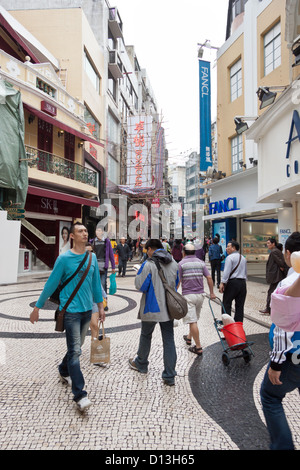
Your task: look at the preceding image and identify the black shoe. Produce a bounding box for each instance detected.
[163,379,175,386]
[259,308,270,315]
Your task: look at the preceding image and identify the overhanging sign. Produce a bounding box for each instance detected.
[199,60,212,172]
[209,197,239,215]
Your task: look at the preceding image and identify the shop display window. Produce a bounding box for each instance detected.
[242,219,278,261]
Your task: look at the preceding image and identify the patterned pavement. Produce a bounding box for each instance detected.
[0,262,299,451]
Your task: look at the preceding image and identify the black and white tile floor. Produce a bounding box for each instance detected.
[0,267,299,451]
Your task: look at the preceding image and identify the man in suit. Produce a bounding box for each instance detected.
[116,237,132,277]
[259,238,286,315]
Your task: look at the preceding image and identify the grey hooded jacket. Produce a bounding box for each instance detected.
[135,249,179,322]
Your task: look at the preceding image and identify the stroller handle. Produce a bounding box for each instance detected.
[205,293,228,314]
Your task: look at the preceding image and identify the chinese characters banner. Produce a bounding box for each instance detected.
[126,115,153,189]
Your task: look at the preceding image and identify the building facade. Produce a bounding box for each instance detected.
[0,1,167,279]
[246,0,300,245]
[0,6,103,273]
[203,0,291,274]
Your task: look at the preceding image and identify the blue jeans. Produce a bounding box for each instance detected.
[134,320,177,384]
[100,269,108,295]
[58,310,92,402]
[260,359,300,450]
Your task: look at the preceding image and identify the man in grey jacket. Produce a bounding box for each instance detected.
[129,239,179,386]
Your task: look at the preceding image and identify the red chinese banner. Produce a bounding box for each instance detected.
[126,115,152,189]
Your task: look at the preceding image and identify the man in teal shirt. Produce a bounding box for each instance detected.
[30,222,104,411]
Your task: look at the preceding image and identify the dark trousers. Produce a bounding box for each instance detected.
[260,358,300,449]
[223,278,247,322]
[118,258,127,276]
[210,259,221,286]
[266,282,278,310]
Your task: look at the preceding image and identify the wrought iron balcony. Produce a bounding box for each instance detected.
[25,145,97,188]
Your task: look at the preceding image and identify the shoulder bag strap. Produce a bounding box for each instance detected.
[153,259,168,285]
[60,252,92,313]
[228,254,242,280]
[59,251,89,291]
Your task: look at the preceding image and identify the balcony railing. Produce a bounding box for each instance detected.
[25,145,97,188]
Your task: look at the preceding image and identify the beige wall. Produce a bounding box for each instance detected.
[217,0,290,177]
[257,0,289,115]
[217,34,244,177]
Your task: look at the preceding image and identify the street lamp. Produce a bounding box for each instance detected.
[256,86,287,110]
[234,116,257,135]
[197,40,219,58]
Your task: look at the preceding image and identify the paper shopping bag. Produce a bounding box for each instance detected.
[90,322,110,364]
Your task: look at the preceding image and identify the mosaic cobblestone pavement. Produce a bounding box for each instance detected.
[0,264,299,451]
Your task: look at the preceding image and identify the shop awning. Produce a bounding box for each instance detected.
[23,103,104,148]
[27,185,99,207]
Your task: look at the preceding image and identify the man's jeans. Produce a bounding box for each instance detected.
[134,320,177,384]
[260,359,300,450]
[58,310,91,402]
[100,269,108,295]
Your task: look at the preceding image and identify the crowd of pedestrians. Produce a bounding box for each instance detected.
[29,225,300,450]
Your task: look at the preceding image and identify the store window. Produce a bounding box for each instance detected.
[242,219,278,261]
[231,134,243,173]
[264,22,281,76]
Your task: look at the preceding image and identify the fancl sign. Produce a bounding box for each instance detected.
[286,110,300,178]
[209,197,239,215]
[199,60,212,172]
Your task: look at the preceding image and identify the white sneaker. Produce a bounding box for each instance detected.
[76,396,92,411]
[60,374,72,386]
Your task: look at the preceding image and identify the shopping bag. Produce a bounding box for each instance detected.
[109,272,117,295]
[90,322,110,364]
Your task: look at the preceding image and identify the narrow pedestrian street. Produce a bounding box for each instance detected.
[0,262,299,451]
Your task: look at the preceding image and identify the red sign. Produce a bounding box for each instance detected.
[41,101,57,116]
[134,121,145,187]
[25,194,81,218]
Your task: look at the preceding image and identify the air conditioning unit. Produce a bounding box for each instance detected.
[108,50,123,79]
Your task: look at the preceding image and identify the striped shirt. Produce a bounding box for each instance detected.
[178,255,210,295]
[269,268,300,370]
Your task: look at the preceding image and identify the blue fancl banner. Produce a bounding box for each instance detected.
[199,60,212,172]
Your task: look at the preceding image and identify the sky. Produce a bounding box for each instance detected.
[115,0,229,164]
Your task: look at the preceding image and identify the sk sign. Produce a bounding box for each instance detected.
[209,197,239,215]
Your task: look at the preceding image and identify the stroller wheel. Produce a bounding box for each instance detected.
[242,349,252,364]
[222,352,230,366]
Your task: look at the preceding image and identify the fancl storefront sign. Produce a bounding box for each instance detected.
[209,197,239,215]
